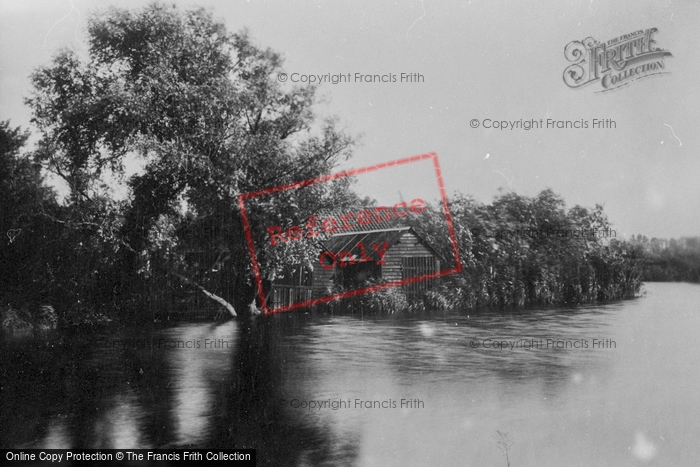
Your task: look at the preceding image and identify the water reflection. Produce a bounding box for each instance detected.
[2,283,700,466]
[209,316,345,465]
[165,323,237,446]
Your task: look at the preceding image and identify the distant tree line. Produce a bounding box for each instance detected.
[628,236,700,283]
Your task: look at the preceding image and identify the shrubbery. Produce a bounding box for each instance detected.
[629,236,700,282]
[411,190,643,310]
[342,190,645,313]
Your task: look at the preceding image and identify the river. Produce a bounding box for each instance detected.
[2,282,699,466]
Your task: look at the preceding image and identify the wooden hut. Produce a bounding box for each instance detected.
[312,226,442,298]
[269,223,444,308]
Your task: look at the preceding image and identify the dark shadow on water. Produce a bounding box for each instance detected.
[1,318,356,466]
[207,315,353,466]
[0,326,178,449]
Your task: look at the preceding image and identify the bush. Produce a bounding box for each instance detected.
[321,279,409,314]
[1,304,57,335]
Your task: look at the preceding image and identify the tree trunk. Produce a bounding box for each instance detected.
[249,299,262,315]
[171,272,237,317]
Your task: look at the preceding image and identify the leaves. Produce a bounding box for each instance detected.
[418,190,642,309]
[23,2,360,312]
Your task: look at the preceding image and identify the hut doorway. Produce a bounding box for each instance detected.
[339,261,382,288]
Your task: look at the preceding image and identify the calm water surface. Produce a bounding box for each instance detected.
[2,282,699,466]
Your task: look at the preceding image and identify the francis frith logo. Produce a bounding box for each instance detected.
[563,28,672,92]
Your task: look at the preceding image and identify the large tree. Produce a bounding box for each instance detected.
[26,2,358,317]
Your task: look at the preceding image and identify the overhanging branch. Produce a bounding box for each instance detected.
[170,272,237,317]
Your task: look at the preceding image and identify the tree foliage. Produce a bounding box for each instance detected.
[0,120,126,323]
[408,190,642,310]
[629,235,700,282]
[1,121,53,303]
[25,2,359,316]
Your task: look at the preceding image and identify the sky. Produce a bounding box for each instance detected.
[1,0,699,239]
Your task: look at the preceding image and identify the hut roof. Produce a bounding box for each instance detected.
[312,205,425,234]
[321,226,445,263]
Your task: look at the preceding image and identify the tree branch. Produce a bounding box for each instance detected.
[170,272,237,317]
